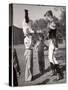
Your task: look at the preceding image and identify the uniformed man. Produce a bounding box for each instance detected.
[44,10,64,80]
[22,9,34,81]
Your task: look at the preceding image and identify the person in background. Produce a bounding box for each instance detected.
[35,33,48,74]
[44,10,64,80]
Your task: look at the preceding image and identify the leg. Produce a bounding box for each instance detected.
[49,48,56,75]
[25,50,32,81]
[50,62,56,76]
[38,52,42,73]
[54,64,64,80]
[53,51,64,80]
[30,50,33,80]
[41,53,45,74]
[38,51,44,74]
[48,40,56,75]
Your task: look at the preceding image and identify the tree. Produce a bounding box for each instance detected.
[59,7,66,39]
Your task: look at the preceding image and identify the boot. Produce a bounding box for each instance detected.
[50,62,57,76]
[55,64,64,80]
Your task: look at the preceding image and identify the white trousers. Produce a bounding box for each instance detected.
[24,49,32,81]
[48,39,58,64]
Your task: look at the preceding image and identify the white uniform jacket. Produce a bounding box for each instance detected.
[22,19,34,36]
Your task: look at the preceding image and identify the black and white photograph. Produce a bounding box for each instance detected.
[9,4,66,86]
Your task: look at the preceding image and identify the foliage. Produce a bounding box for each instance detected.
[31,9,66,40]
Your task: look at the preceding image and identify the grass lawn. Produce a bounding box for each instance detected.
[14,43,66,86]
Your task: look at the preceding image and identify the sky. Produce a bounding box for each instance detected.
[12,4,65,28]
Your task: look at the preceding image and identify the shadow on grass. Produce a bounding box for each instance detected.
[32,66,51,81]
[37,78,50,85]
[32,64,66,81]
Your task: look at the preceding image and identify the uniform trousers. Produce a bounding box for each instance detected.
[48,39,58,64]
[24,49,33,81]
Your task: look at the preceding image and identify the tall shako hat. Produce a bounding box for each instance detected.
[44,10,53,17]
[24,9,28,14]
[24,9,29,23]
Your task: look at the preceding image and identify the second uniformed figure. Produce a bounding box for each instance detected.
[44,10,64,80]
